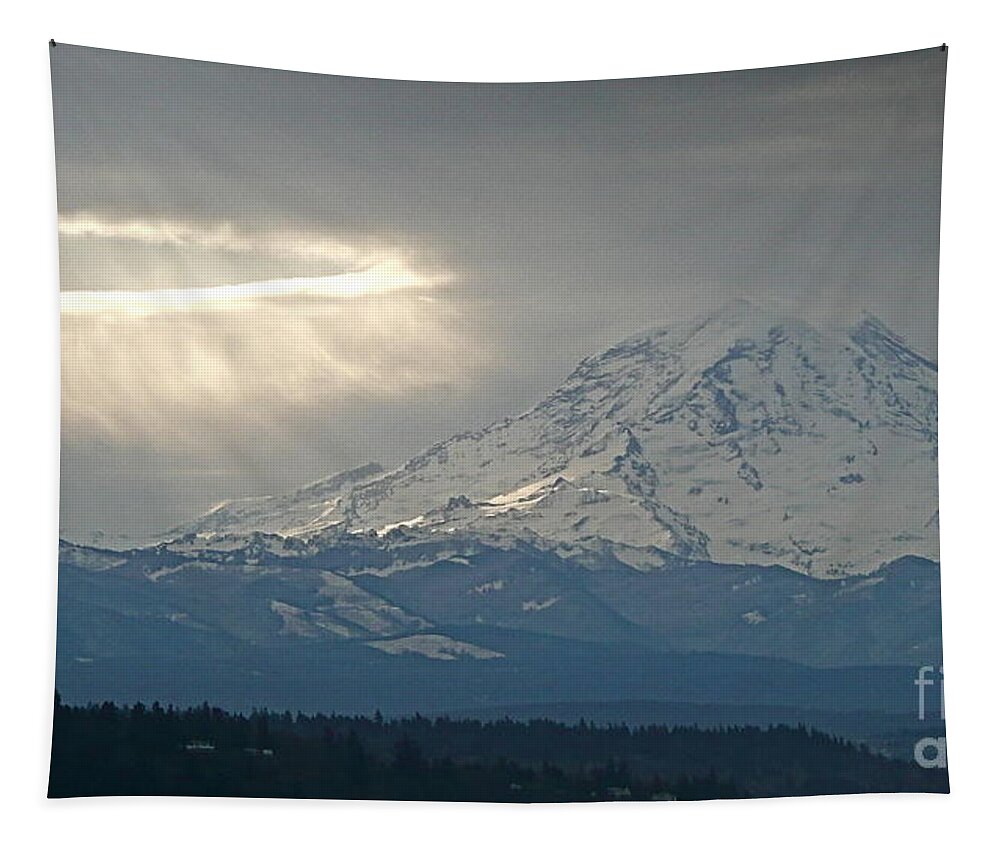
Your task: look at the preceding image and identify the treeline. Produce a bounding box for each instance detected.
[49,694,948,801]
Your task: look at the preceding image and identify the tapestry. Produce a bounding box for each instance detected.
[49,43,949,801]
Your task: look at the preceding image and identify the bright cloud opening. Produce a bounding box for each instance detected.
[60,229,481,459]
[61,260,439,317]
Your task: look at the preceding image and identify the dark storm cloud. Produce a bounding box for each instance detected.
[51,44,947,539]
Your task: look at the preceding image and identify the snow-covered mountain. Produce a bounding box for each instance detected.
[174,300,938,576]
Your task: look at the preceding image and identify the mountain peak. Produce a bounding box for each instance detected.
[606,299,818,364]
[851,312,937,372]
[172,306,939,576]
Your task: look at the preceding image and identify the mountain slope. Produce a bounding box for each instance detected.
[173,301,938,576]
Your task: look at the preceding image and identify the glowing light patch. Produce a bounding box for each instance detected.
[61,261,435,317]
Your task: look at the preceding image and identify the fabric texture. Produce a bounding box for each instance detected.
[49,43,948,801]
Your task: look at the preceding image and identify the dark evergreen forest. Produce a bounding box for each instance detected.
[49,694,948,802]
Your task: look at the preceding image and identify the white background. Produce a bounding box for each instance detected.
[2,2,997,848]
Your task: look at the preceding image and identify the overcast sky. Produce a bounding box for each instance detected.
[51,44,947,541]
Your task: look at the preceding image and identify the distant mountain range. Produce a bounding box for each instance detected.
[56,302,942,723]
